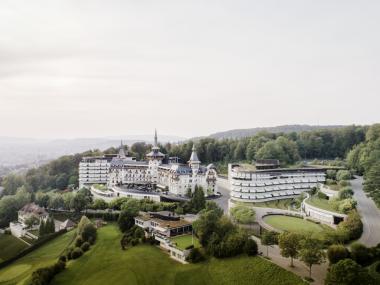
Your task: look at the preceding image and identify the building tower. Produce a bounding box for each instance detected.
[146,129,165,183]
[118,140,127,158]
[188,144,201,175]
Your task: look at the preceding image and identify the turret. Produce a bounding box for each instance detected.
[188,144,201,174]
[118,140,127,158]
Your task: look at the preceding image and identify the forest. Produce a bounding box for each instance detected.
[1,124,380,206]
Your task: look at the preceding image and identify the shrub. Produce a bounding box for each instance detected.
[326,170,337,180]
[326,179,337,185]
[71,247,83,259]
[82,223,97,243]
[75,236,84,247]
[230,205,255,224]
[30,260,66,285]
[327,244,350,264]
[59,255,67,263]
[244,238,258,256]
[338,198,357,214]
[338,180,351,187]
[351,243,373,266]
[336,170,351,181]
[81,242,90,252]
[338,211,363,241]
[317,191,328,200]
[338,187,354,200]
[325,259,374,285]
[186,248,205,263]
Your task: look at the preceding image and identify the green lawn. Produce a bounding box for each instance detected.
[246,199,297,210]
[52,224,306,285]
[170,235,200,250]
[263,215,331,236]
[0,230,75,285]
[0,235,29,263]
[306,196,341,213]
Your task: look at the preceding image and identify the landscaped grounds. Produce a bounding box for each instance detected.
[305,196,341,213]
[263,214,331,235]
[244,199,296,210]
[170,234,200,250]
[0,230,75,285]
[0,234,29,263]
[52,224,305,285]
[0,224,306,285]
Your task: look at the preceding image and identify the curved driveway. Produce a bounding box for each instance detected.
[352,176,380,247]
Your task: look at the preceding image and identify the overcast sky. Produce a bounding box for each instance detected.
[0,0,379,139]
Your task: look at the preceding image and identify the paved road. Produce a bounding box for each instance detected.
[352,176,380,247]
[214,178,230,213]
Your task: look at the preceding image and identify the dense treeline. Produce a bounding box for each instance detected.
[347,124,380,206]
[0,125,367,196]
[163,125,366,167]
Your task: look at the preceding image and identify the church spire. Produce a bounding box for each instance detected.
[154,129,158,147]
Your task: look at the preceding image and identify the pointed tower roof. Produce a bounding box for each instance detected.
[189,144,200,163]
[146,129,165,158]
[118,140,127,158]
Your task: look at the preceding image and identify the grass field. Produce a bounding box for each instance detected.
[170,235,200,250]
[0,230,75,285]
[305,196,341,213]
[52,224,306,285]
[0,235,29,263]
[263,215,332,237]
[248,199,297,210]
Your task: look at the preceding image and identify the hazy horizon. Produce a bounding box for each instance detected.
[1,0,379,139]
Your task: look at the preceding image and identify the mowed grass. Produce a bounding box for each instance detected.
[52,224,306,285]
[306,196,341,213]
[0,230,75,285]
[170,235,200,250]
[0,235,29,263]
[263,215,329,235]
[242,199,296,210]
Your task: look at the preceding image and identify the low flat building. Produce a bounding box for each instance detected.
[135,211,192,237]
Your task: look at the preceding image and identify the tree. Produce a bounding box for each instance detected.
[70,193,87,213]
[82,223,97,244]
[24,216,39,229]
[327,244,350,264]
[190,186,206,213]
[336,170,351,181]
[244,238,258,256]
[48,194,65,209]
[325,259,374,285]
[261,231,278,257]
[350,243,373,266]
[118,200,140,233]
[1,174,24,195]
[39,220,46,236]
[299,236,326,278]
[77,216,92,236]
[278,232,302,267]
[92,199,108,210]
[230,205,255,224]
[337,211,363,241]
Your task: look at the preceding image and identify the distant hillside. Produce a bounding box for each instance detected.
[0,134,185,168]
[209,125,346,139]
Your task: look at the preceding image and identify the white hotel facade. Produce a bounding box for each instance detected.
[79,131,218,198]
[228,163,326,203]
